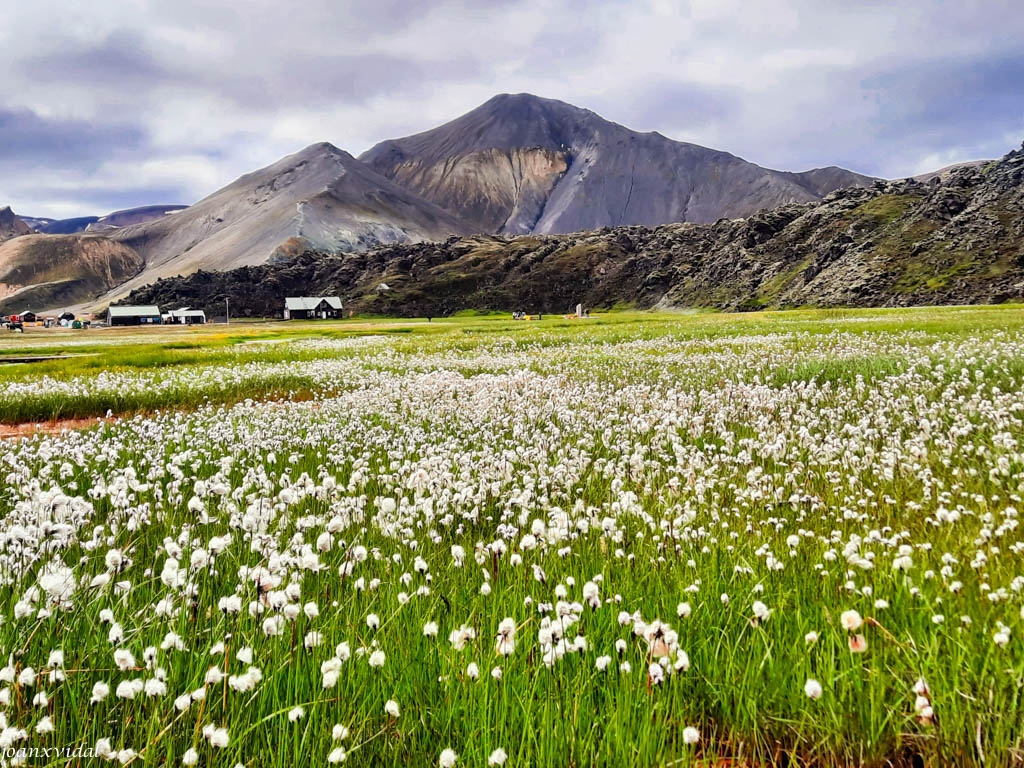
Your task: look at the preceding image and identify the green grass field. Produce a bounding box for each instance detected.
[0,306,1022,766]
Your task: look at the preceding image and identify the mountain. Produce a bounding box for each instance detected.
[95,142,470,302]
[0,207,32,243]
[21,205,190,235]
[18,216,57,231]
[30,216,99,235]
[85,205,189,232]
[360,93,877,235]
[128,140,1024,316]
[0,234,142,313]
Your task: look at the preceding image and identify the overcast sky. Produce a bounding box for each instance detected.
[3,0,1023,218]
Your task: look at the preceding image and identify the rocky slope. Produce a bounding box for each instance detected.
[0,234,143,313]
[361,93,876,234]
[126,140,1024,316]
[0,207,32,243]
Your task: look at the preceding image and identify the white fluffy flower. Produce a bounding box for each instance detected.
[840,610,863,632]
[752,600,771,622]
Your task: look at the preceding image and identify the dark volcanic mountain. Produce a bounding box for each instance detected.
[129,140,1024,316]
[0,207,32,243]
[360,93,876,235]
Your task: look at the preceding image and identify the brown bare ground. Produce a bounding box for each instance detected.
[0,417,106,439]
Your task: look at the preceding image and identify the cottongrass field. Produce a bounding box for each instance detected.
[1,308,1023,767]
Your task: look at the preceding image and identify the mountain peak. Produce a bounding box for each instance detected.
[0,206,32,242]
[284,141,352,165]
[362,95,876,234]
[298,140,347,157]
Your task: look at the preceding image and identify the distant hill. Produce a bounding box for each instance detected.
[361,93,877,234]
[85,205,189,232]
[128,140,1024,316]
[21,205,189,235]
[29,216,100,235]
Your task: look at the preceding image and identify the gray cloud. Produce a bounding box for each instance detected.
[0,108,145,169]
[24,29,179,90]
[1,0,1022,217]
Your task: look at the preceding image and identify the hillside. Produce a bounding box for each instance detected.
[126,140,1024,316]
[360,93,876,234]
[0,234,143,313]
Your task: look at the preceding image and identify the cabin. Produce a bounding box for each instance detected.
[107,305,162,326]
[284,297,343,320]
[163,308,207,325]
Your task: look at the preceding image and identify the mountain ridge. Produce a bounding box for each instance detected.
[361,93,878,234]
[1,93,1008,314]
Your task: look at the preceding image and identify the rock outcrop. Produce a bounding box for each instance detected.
[0,207,32,243]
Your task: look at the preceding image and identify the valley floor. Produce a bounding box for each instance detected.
[0,306,1022,766]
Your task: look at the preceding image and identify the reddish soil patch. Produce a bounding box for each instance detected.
[0,393,322,440]
[0,417,106,439]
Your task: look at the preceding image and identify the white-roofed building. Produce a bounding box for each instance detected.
[163,308,207,325]
[284,297,343,320]
[107,305,162,326]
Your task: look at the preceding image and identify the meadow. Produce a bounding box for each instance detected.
[0,306,1022,766]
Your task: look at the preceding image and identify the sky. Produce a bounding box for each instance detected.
[2,0,1023,219]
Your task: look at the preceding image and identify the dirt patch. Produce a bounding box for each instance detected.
[0,391,323,439]
[0,417,106,439]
